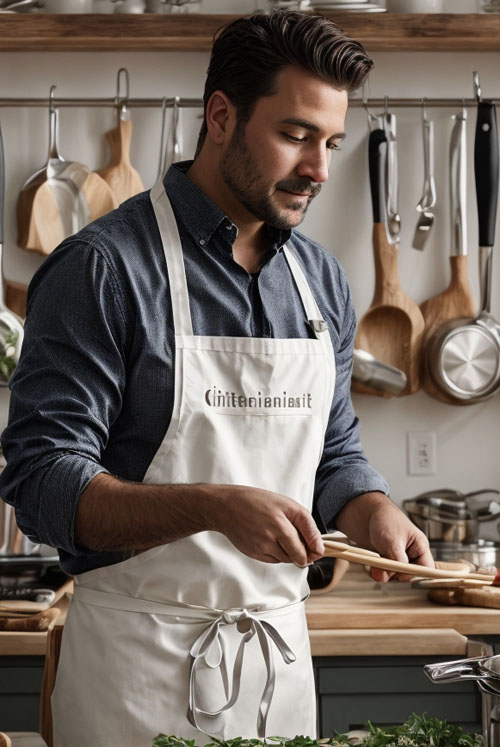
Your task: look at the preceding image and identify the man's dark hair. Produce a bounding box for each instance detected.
[195,10,373,155]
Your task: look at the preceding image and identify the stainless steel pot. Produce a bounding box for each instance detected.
[0,449,40,556]
[425,654,500,746]
[0,501,40,556]
[431,539,500,569]
[403,489,500,543]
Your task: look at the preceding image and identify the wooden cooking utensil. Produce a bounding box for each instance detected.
[353,128,425,396]
[428,586,500,610]
[19,172,117,256]
[322,539,497,584]
[420,110,476,403]
[5,280,28,319]
[97,116,144,205]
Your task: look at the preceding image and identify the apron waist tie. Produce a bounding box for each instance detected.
[72,585,306,738]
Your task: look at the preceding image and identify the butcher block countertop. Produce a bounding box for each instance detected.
[306,564,500,656]
[3,565,500,657]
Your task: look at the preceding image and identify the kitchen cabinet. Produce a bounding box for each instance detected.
[0,13,500,53]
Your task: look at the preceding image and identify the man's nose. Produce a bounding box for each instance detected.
[297,147,330,184]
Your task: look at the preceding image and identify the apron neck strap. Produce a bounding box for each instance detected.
[151,176,194,337]
[283,245,327,338]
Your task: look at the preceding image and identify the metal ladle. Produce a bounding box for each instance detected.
[0,124,24,385]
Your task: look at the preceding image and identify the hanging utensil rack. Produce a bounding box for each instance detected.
[0,96,500,109]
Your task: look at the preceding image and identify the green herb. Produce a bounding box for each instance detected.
[152,714,482,747]
[359,713,483,746]
[0,329,18,382]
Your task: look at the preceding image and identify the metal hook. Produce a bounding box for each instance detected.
[362,80,379,131]
[421,97,428,125]
[157,96,168,180]
[172,95,182,164]
[473,70,481,104]
[49,84,57,113]
[115,67,130,119]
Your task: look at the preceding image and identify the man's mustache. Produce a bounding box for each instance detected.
[276,180,322,199]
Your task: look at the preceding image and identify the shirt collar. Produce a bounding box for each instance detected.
[163,161,292,255]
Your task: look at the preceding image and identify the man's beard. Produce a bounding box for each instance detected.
[219,121,321,230]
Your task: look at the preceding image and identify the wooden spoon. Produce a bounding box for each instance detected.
[97,116,144,204]
[353,129,425,396]
[421,110,476,403]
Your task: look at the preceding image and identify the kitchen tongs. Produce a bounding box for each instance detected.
[322,537,498,585]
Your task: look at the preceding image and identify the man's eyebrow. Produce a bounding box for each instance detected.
[279,118,346,140]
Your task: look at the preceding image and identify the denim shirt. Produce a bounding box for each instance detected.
[0,161,389,574]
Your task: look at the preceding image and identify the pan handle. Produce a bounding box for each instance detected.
[368,128,388,226]
[425,656,490,684]
[450,110,467,257]
[474,100,499,249]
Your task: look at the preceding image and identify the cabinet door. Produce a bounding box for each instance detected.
[0,656,44,732]
[314,655,480,737]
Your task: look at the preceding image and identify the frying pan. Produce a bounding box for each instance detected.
[425,98,500,403]
[353,128,425,396]
[0,123,24,384]
[420,109,476,403]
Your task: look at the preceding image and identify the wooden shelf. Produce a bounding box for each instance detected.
[0,13,499,52]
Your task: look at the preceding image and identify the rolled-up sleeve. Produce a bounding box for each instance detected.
[0,235,128,556]
[313,271,389,533]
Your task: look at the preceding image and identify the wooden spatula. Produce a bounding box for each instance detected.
[322,539,497,584]
[97,116,144,205]
[353,128,425,396]
[421,110,476,403]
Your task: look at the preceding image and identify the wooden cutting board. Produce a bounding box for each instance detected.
[429,586,500,609]
[96,118,144,204]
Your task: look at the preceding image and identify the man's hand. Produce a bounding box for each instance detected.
[210,485,325,568]
[335,492,434,582]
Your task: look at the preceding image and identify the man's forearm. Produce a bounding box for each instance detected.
[75,473,221,551]
[74,472,325,567]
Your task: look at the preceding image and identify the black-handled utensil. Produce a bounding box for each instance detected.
[475,100,499,250]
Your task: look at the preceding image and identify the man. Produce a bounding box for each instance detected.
[0,11,433,747]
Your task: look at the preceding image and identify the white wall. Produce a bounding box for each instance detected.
[0,0,499,537]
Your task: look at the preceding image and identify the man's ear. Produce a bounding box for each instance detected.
[205,90,236,145]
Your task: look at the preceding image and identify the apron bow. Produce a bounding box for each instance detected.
[188,607,296,738]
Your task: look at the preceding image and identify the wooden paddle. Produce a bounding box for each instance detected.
[18,171,117,256]
[420,110,476,403]
[96,116,144,204]
[353,128,425,396]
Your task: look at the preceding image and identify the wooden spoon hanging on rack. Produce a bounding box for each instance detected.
[97,115,144,205]
[353,128,425,396]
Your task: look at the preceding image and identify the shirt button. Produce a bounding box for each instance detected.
[199,239,206,246]
[226,224,232,230]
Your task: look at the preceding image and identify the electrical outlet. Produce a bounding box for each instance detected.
[407,431,437,475]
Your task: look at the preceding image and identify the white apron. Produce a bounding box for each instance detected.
[52,176,336,747]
